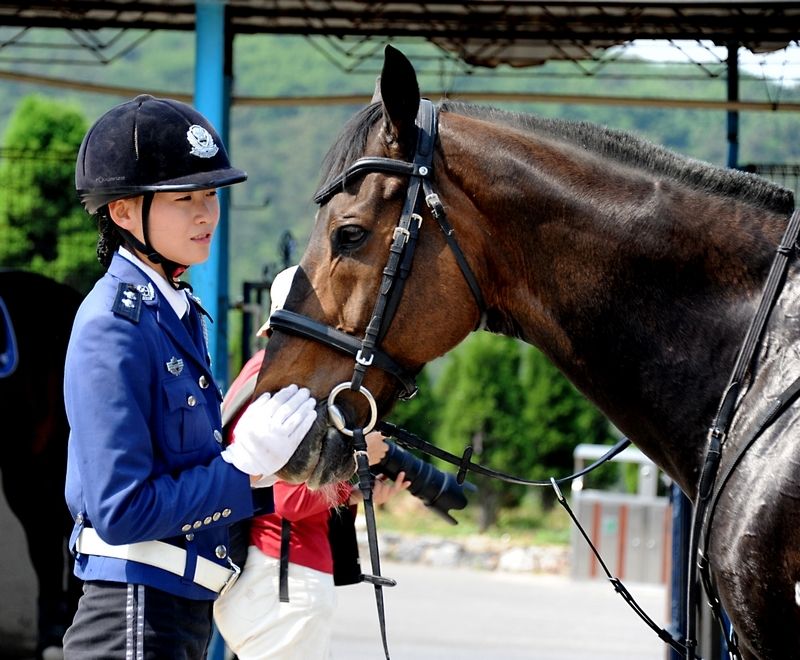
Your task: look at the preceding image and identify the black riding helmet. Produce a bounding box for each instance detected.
[75,94,247,280]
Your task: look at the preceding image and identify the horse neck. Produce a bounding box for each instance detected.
[437,113,788,495]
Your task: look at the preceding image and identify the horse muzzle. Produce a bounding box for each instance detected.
[274,399,357,489]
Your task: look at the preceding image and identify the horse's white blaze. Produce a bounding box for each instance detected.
[795,582,800,606]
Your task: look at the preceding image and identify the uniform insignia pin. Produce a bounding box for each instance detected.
[166,356,184,376]
[112,283,142,322]
[135,283,155,301]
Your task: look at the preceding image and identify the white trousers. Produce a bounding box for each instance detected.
[213,545,337,660]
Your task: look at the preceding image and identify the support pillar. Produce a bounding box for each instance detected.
[192,0,233,387]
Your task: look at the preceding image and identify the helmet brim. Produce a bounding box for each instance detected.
[78,167,247,213]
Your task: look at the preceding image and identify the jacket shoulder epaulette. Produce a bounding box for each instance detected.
[111,282,142,323]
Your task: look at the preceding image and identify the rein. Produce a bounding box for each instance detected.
[686,205,800,660]
[379,420,698,658]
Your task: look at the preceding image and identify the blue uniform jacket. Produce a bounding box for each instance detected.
[64,254,271,600]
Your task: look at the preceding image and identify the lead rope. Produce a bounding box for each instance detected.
[353,427,396,660]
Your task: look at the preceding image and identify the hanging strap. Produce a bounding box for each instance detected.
[279,518,291,603]
[549,479,702,658]
[353,428,396,660]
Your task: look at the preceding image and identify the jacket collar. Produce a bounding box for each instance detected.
[107,253,213,373]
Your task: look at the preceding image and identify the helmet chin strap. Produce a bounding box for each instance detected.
[116,192,191,290]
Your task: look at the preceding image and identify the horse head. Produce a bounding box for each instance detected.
[255,46,482,488]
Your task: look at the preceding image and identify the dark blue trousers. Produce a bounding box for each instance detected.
[63,581,213,660]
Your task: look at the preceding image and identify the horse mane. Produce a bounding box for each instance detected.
[317,99,794,216]
[440,100,795,215]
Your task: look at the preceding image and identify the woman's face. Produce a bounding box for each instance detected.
[109,189,220,273]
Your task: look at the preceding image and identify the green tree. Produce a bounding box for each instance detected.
[433,334,615,530]
[0,94,99,292]
[434,333,531,531]
[519,346,616,497]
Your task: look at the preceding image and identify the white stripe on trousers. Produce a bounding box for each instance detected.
[125,584,146,660]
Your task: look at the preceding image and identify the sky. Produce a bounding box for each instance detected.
[623,40,800,85]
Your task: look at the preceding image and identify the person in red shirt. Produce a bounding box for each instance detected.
[214,269,410,659]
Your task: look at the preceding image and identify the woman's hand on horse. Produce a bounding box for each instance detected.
[221,385,317,485]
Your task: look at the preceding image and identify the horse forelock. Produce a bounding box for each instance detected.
[438,100,794,215]
[316,102,384,197]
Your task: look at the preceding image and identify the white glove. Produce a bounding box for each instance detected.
[221,384,317,486]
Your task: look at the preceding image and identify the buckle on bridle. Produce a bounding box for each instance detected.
[392,226,410,243]
[355,349,374,366]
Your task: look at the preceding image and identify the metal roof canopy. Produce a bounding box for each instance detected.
[0,1,797,67]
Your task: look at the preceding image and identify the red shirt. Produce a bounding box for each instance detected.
[226,350,354,573]
[250,480,353,573]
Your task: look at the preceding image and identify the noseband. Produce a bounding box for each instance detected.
[268,99,486,434]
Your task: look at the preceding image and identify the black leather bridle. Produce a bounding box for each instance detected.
[268,99,486,433]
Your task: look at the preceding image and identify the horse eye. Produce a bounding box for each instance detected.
[334,225,368,251]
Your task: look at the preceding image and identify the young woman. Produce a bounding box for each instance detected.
[63,94,317,658]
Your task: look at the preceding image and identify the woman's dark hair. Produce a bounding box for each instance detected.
[95,208,123,269]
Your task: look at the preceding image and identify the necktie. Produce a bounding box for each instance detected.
[182,310,203,354]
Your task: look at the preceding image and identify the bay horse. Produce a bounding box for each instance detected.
[255,45,799,660]
[0,269,83,656]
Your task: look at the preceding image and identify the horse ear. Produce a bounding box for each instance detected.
[379,45,420,152]
[370,76,382,103]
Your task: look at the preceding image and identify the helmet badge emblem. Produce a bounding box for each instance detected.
[186,125,219,158]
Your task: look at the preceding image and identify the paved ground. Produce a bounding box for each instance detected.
[331,560,669,660]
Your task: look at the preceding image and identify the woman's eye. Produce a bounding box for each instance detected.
[335,225,367,251]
